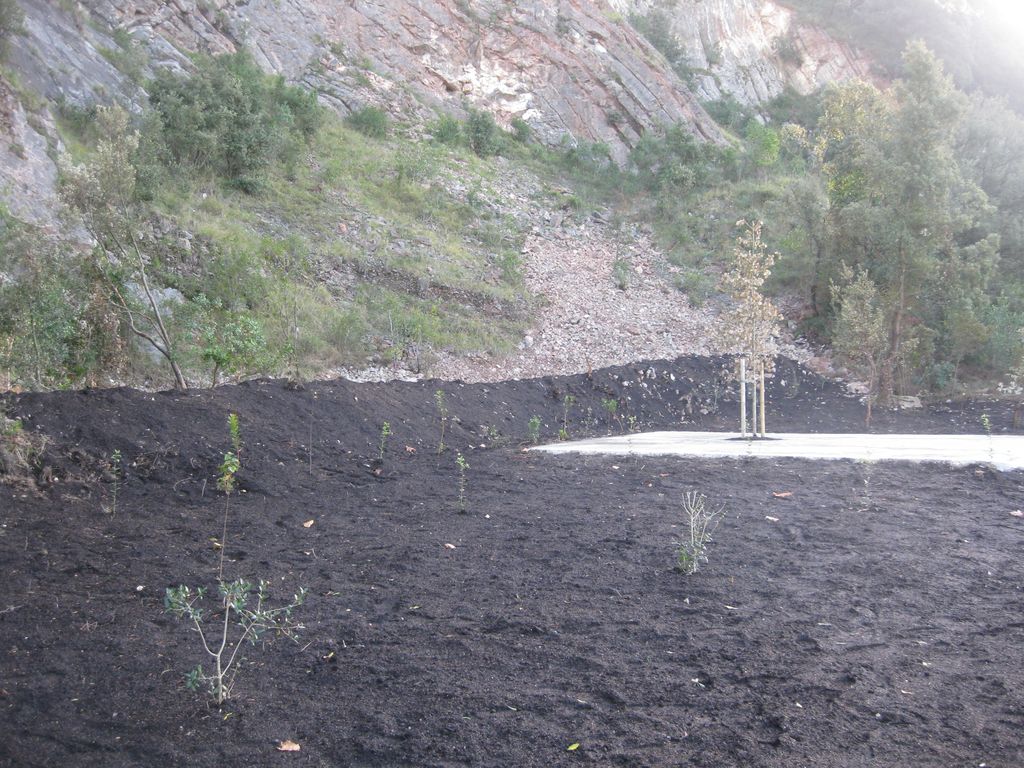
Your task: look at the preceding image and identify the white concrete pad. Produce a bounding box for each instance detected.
[534,431,1024,471]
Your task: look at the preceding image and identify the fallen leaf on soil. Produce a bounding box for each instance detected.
[765,515,779,522]
[302,519,314,528]
[772,491,793,499]
[567,743,580,751]
[1010,510,1023,517]
[444,543,456,550]
[277,740,301,752]
[724,605,738,610]
[404,445,416,453]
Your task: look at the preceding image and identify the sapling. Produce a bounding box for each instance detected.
[981,412,993,463]
[561,394,575,438]
[103,449,122,516]
[218,414,241,580]
[601,397,621,432]
[435,389,449,454]
[166,411,309,705]
[675,491,725,575]
[527,415,541,444]
[379,421,392,462]
[455,451,469,513]
[164,579,307,705]
[228,412,242,459]
[855,456,876,512]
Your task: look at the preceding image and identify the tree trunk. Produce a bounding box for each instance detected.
[170,360,187,391]
[759,361,766,437]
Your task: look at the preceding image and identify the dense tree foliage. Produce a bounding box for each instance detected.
[814,43,1003,397]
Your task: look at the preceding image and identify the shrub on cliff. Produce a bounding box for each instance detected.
[466,109,502,157]
[148,50,322,192]
[346,106,389,139]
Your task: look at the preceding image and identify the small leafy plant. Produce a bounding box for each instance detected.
[675,491,725,575]
[164,579,307,705]
[435,389,449,454]
[527,415,541,444]
[455,451,469,513]
[228,412,242,458]
[601,397,621,432]
[217,415,242,580]
[981,412,993,463]
[612,257,631,290]
[378,421,392,462]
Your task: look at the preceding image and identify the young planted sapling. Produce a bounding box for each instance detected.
[103,449,122,515]
[455,451,469,513]
[675,491,725,575]
[435,389,449,454]
[561,394,575,440]
[165,411,308,705]
[164,579,307,705]
[527,415,541,444]
[379,421,392,462]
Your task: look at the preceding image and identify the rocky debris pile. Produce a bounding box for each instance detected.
[430,223,721,383]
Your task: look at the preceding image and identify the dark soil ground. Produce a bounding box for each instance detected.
[2,356,1023,767]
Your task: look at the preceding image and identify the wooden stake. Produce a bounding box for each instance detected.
[739,357,747,437]
[750,364,757,438]
[759,361,767,437]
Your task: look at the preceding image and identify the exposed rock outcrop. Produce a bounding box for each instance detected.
[616,0,875,107]
[78,0,725,158]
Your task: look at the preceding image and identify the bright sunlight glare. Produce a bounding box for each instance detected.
[979,0,1024,38]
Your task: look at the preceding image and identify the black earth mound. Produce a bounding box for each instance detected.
[2,356,1022,767]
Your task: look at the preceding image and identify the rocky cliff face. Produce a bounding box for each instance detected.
[1,0,733,224]
[615,0,875,107]
[0,0,873,228]
[24,0,723,146]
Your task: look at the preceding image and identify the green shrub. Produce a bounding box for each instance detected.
[702,96,754,132]
[148,49,322,192]
[430,114,462,145]
[676,269,715,307]
[346,106,389,139]
[178,295,273,385]
[612,258,631,290]
[466,108,502,157]
[630,124,720,192]
[510,117,531,144]
[0,210,117,389]
[527,415,541,444]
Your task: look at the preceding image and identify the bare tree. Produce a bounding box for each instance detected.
[59,107,187,390]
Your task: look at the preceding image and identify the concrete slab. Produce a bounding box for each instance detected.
[534,431,1024,471]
